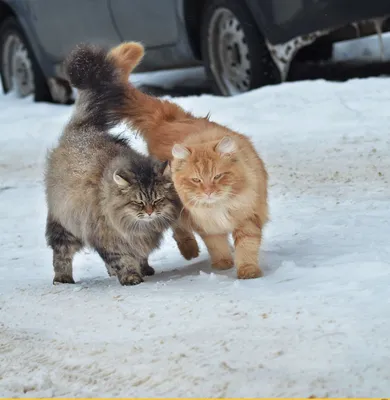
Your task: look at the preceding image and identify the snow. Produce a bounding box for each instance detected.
[1,76,390,397]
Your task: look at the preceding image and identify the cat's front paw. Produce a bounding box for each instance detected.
[178,238,200,260]
[118,272,144,286]
[53,274,75,284]
[212,258,234,270]
[237,264,263,279]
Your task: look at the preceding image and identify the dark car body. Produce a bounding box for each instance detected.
[1,0,390,99]
[248,0,390,44]
[1,0,199,81]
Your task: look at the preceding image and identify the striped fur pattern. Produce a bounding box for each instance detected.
[44,45,181,286]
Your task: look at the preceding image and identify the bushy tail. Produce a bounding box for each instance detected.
[108,41,144,81]
[107,43,192,139]
[65,42,144,130]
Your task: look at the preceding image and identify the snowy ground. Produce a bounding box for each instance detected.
[1,73,390,397]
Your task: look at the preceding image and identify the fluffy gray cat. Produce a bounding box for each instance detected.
[45,45,181,286]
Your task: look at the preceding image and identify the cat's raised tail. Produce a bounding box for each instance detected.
[65,42,144,131]
[106,42,193,151]
[108,42,145,81]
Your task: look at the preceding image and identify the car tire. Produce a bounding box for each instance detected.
[0,16,53,102]
[201,0,280,96]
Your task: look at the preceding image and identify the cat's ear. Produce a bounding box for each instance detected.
[113,170,130,188]
[155,160,171,177]
[172,144,190,159]
[161,162,174,188]
[215,136,237,155]
[162,160,172,177]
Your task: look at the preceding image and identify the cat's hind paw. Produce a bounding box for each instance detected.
[212,258,234,270]
[141,264,155,276]
[237,264,263,279]
[53,274,75,284]
[118,272,144,286]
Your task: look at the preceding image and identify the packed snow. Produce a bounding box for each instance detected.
[0,74,390,397]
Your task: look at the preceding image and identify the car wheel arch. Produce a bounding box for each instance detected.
[0,1,15,24]
[0,1,55,85]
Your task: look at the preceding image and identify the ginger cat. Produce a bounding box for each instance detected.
[107,42,269,279]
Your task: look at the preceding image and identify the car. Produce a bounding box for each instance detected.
[1,0,390,103]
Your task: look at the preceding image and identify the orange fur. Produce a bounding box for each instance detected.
[109,42,269,279]
[108,41,144,81]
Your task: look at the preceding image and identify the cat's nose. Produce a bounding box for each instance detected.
[204,189,213,197]
[145,205,153,215]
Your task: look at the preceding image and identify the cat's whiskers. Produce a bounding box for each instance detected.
[188,196,203,208]
[178,206,187,220]
[153,216,168,231]
[129,219,141,234]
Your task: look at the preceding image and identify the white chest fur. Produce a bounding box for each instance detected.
[188,190,254,235]
[190,205,235,234]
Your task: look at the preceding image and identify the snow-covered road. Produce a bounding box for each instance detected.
[0,77,389,397]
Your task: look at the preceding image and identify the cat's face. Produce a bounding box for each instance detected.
[111,160,179,229]
[171,136,245,206]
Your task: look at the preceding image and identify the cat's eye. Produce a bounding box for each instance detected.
[192,178,201,183]
[131,201,144,207]
[153,198,165,205]
[213,173,224,180]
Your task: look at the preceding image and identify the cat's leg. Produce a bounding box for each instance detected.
[97,249,143,286]
[199,233,234,270]
[105,263,117,277]
[46,216,83,284]
[105,258,148,280]
[140,258,155,276]
[233,216,263,279]
[173,222,199,260]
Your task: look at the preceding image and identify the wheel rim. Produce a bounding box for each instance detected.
[207,8,251,96]
[2,33,34,97]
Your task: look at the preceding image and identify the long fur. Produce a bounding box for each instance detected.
[65,43,143,131]
[105,42,269,279]
[45,44,180,286]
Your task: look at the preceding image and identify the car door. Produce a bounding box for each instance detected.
[108,0,178,48]
[26,0,122,61]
